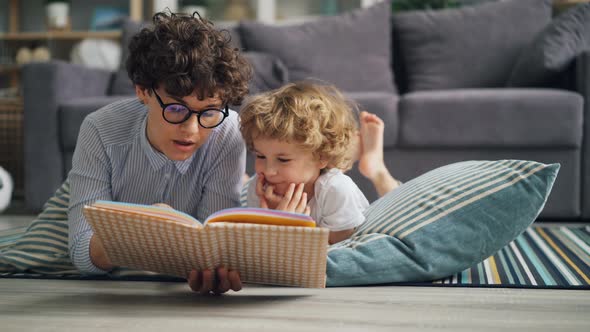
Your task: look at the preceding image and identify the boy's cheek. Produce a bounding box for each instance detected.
[254,162,266,175]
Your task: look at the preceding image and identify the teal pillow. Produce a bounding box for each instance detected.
[326,160,559,286]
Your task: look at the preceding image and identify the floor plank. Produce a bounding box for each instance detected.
[1,279,589,331]
[1,216,589,330]
[0,215,34,231]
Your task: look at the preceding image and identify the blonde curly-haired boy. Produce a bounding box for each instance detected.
[240,82,400,244]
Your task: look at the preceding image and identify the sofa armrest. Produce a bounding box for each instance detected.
[22,60,113,211]
[576,50,590,219]
[576,51,590,103]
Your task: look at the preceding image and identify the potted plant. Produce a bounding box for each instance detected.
[392,0,461,11]
[45,0,71,30]
[181,0,209,18]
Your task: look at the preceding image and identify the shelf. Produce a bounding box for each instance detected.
[553,0,589,4]
[205,0,373,24]
[0,30,122,41]
[0,97,23,106]
[553,0,590,7]
[552,0,589,13]
[0,64,20,73]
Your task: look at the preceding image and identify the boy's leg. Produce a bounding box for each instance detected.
[358,111,401,197]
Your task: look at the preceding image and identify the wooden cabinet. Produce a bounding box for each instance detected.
[0,0,143,95]
[0,97,23,197]
[0,1,143,198]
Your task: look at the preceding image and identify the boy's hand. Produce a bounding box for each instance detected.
[275,183,310,215]
[188,267,242,295]
[256,175,310,215]
[153,203,174,209]
[255,174,283,209]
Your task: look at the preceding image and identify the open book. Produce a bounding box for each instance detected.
[83,201,330,288]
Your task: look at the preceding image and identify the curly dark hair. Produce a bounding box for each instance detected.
[126,11,252,105]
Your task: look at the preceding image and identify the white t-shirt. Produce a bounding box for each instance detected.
[247,168,369,231]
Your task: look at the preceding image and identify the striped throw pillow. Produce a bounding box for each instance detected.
[0,182,191,279]
[326,160,560,286]
[0,181,77,274]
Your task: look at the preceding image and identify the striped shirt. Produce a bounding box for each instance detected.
[68,98,246,274]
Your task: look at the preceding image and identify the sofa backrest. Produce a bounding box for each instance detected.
[238,1,396,94]
[112,0,563,98]
[390,0,553,93]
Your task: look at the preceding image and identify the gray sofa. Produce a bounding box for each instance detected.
[22,0,590,221]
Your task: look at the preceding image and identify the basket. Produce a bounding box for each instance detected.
[0,98,23,198]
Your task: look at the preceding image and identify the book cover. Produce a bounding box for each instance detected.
[83,201,329,288]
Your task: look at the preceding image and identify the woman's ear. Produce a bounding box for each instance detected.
[318,156,329,170]
[135,85,149,104]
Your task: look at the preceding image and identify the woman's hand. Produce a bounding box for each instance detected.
[152,203,174,209]
[187,267,242,295]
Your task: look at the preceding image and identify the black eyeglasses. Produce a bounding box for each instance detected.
[152,88,228,128]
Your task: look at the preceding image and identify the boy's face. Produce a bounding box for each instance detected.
[253,137,328,197]
[137,86,224,161]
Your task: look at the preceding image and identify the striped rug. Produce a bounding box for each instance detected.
[1,224,588,288]
[422,225,590,289]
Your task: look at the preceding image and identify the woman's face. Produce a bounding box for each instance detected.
[137,86,224,161]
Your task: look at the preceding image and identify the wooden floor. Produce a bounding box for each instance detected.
[0,278,588,331]
[1,214,589,331]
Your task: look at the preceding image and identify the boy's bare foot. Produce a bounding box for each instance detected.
[358,111,387,181]
[358,111,401,197]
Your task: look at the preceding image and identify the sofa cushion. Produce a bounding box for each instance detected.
[242,52,289,94]
[392,0,552,91]
[507,4,590,87]
[110,19,147,96]
[345,91,399,148]
[238,1,396,93]
[110,68,136,96]
[398,89,583,148]
[326,160,559,286]
[59,96,129,151]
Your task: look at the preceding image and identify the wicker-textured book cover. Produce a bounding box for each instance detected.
[83,202,330,288]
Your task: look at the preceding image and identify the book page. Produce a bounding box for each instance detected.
[85,202,330,287]
[91,200,201,226]
[204,207,316,227]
